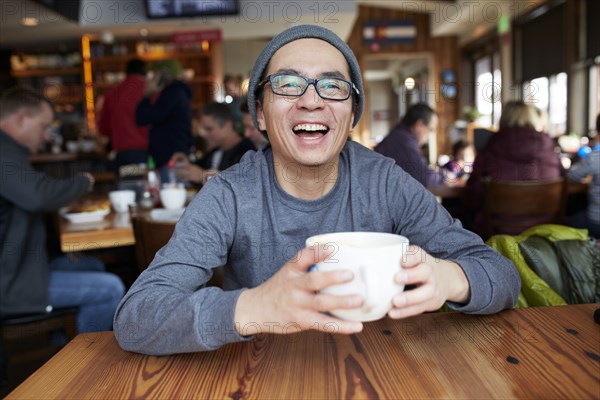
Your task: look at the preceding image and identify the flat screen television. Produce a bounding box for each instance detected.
[31,0,81,22]
[145,0,239,19]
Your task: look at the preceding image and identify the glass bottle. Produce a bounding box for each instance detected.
[144,156,161,207]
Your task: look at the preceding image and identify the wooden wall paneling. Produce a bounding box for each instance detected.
[348,5,459,154]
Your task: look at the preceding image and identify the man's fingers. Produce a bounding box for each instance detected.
[392,285,436,309]
[291,245,333,272]
[388,304,428,320]
[311,292,363,312]
[395,262,433,286]
[303,269,354,292]
[170,152,188,162]
[401,245,430,268]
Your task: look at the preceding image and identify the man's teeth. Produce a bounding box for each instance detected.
[293,124,328,132]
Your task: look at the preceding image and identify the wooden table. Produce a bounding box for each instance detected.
[59,210,134,252]
[8,304,599,399]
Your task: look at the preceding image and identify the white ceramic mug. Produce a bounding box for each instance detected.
[159,185,186,210]
[108,190,136,213]
[306,232,409,322]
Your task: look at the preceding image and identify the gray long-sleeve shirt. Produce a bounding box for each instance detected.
[114,141,520,355]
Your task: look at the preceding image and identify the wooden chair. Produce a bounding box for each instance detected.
[1,307,77,387]
[129,212,176,273]
[483,178,567,238]
[129,209,223,287]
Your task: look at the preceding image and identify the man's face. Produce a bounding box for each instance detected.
[19,102,54,153]
[414,114,438,146]
[200,115,229,149]
[256,38,355,169]
[242,112,265,147]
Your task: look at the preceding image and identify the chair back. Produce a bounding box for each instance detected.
[483,178,567,238]
[473,127,494,151]
[1,307,78,388]
[130,211,176,273]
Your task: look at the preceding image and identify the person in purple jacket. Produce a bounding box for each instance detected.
[463,101,563,238]
[375,103,444,187]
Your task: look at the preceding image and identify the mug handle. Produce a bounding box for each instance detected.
[360,266,381,312]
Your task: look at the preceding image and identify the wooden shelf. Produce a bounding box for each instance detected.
[29,152,78,163]
[91,77,214,91]
[84,39,221,133]
[11,67,81,78]
[90,51,212,64]
[53,96,83,104]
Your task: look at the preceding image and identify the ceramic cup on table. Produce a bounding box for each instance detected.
[109,190,136,213]
[159,184,186,210]
[306,232,409,322]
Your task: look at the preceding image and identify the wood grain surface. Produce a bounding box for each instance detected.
[7,304,600,399]
[58,211,135,252]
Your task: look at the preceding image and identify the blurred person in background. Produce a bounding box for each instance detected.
[0,87,124,332]
[567,113,600,238]
[240,101,267,149]
[171,102,255,185]
[463,101,563,238]
[375,103,444,188]
[136,59,193,182]
[98,58,148,173]
[440,140,476,221]
[224,74,244,134]
[442,140,476,181]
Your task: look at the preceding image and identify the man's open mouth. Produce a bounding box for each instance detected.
[292,123,330,139]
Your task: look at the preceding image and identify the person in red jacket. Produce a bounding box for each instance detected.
[463,101,563,238]
[98,59,148,172]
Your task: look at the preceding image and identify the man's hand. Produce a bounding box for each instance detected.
[143,73,166,97]
[234,246,364,336]
[389,245,470,319]
[170,152,215,184]
[80,172,95,192]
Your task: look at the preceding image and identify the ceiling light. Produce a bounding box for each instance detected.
[100,30,114,44]
[21,17,39,26]
[404,77,416,91]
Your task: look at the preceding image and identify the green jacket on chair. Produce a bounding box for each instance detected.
[486,224,600,308]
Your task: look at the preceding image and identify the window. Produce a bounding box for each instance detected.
[474,52,502,128]
[589,59,600,135]
[523,72,567,137]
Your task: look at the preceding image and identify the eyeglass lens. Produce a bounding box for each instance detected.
[270,75,351,100]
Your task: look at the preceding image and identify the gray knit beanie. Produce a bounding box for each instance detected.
[247,24,364,131]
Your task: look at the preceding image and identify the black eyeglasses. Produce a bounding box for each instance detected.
[257,73,359,101]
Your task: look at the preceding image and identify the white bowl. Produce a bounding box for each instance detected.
[65,141,79,153]
[79,140,96,153]
[109,190,136,213]
[150,208,185,222]
[159,187,186,210]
